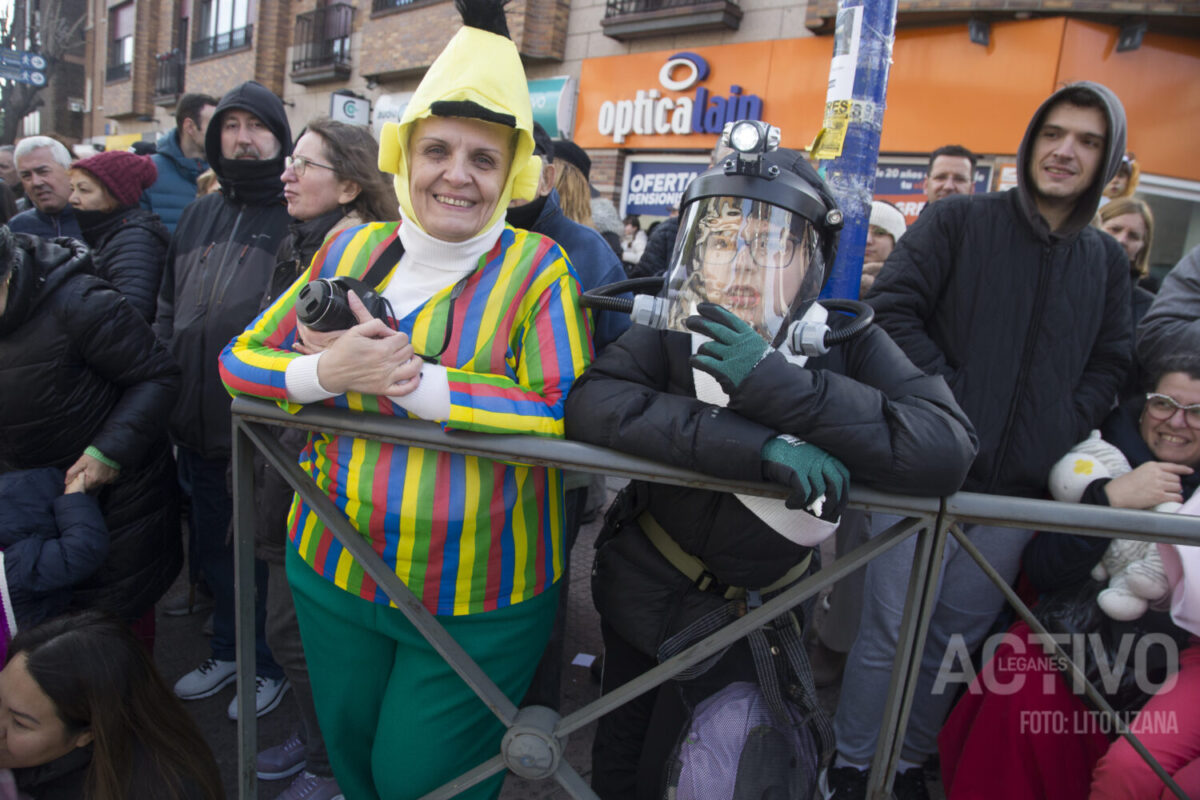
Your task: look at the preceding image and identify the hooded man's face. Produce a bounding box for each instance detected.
[1029,102,1106,209]
[220,109,280,162]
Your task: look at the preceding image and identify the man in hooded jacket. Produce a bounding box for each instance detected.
[155,80,290,718]
[828,82,1133,799]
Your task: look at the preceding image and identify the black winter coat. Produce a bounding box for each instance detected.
[0,235,182,618]
[869,189,1131,497]
[868,82,1132,498]
[565,320,976,655]
[77,206,170,322]
[155,80,293,459]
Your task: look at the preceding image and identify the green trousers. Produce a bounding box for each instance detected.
[287,547,560,800]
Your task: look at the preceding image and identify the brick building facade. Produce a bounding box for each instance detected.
[55,0,1199,265]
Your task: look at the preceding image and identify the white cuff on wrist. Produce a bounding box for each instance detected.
[285,353,339,403]
[390,363,451,420]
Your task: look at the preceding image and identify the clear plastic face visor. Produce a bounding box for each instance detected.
[662,196,823,343]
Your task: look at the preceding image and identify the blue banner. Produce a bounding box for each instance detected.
[621,157,709,217]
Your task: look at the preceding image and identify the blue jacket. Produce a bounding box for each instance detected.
[8,204,83,242]
[531,189,631,351]
[141,128,206,234]
[0,468,109,627]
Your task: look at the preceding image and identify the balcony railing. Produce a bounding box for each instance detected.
[105,60,131,82]
[192,24,253,60]
[292,3,356,78]
[372,0,417,11]
[154,50,185,100]
[605,0,730,15]
[602,0,741,39]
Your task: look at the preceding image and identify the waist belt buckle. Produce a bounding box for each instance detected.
[695,569,718,593]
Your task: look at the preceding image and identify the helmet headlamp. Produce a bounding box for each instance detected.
[721,120,782,178]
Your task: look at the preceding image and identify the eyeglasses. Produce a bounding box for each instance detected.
[284,155,335,178]
[697,230,740,266]
[1144,393,1200,428]
[745,229,803,269]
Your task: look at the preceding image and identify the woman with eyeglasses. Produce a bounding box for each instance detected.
[939,354,1200,800]
[217,2,592,797]
[244,117,398,800]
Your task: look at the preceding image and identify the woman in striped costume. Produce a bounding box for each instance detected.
[218,2,591,797]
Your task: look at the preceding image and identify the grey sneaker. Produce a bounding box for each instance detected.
[257,734,306,780]
[276,771,344,800]
[174,658,236,700]
[227,676,290,720]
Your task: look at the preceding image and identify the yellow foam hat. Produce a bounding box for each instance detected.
[377,20,541,235]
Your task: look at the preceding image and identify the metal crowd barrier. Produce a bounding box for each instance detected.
[229,396,1200,800]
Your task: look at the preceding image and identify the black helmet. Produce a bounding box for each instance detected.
[660,122,843,345]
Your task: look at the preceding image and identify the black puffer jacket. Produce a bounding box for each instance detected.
[76,206,170,322]
[868,82,1132,497]
[155,81,293,459]
[565,321,976,655]
[0,234,182,619]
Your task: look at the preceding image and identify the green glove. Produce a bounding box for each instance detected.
[761,434,850,512]
[686,302,769,394]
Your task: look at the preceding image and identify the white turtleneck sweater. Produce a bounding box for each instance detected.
[284,210,505,421]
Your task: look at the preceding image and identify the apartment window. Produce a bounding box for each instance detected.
[193,0,255,59]
[106,2,134,82]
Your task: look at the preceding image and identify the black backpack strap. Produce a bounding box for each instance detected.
[361,232,405,289]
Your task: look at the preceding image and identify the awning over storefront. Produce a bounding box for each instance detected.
[574,17,1200,182]
[102,133,144,152]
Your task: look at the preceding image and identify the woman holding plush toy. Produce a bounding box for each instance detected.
[937,354,1200,800]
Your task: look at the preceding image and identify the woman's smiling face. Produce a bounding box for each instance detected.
[1142,372,1200,466]
[407,116,513,242]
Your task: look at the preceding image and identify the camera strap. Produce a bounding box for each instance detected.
[361,233,406,291]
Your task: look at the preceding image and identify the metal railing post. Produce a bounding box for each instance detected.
[232,418,259,800]
[228,398,1200,800]
[865,509,950,800]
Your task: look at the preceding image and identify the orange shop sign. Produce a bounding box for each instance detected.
[574,40,831,151]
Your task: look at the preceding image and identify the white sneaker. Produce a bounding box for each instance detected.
[227,676,291,720]
[174,658,236,700]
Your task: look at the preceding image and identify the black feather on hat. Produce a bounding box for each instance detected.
[455,0,511,38]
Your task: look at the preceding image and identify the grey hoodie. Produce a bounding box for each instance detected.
[1015,81,1127,241]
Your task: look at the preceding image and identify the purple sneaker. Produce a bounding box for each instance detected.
[277,771,343,800]
[256,734,306,780]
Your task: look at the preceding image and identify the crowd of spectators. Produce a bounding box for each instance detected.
[0,10,1196,800]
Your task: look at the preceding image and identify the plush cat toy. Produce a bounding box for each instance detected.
[1048,431,1174,621]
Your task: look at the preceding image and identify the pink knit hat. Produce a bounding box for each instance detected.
[71,150,158,208]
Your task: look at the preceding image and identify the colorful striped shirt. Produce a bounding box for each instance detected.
[219,221,593,615]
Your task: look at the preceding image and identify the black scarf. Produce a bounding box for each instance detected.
[505,193,549,231]
[74,206,129,247]
[218,156,287,206]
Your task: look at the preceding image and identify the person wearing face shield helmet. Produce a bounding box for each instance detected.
[564,127,977,800]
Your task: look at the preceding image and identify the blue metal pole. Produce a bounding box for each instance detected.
[816,0,899,301]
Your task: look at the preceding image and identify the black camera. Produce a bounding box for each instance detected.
[296,276,393,332]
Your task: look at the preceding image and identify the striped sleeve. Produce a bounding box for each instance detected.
[439,232,593,437]
[219,223,398,412]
